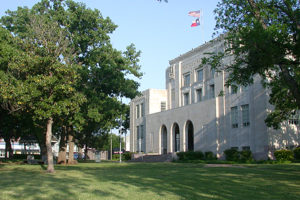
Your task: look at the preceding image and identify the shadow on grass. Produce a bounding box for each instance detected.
[0,163,300,200]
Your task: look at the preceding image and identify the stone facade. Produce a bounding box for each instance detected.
[130,36,299,160]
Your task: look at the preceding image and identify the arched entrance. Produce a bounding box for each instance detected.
[173,123,180,152]
[186,121,194,151]
[161,125,167,154]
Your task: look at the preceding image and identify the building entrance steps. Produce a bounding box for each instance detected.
[128,153,177,162]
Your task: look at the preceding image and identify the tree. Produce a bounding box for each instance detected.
[204,0,299,128]
[1,4,85,172]
[1,0,142,170]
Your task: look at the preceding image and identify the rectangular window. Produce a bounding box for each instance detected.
[136,105,140,119]
[196,88,202,102]
[184,93,189,106]
[197,69,203,82]
[210,84,215,99]
[241,85,248,92]
[140,125,144,139]
[141,103,145,117]
[231,106,238,128]
[241,104,250,127]
[211,67,215,78]
[231,86,238,94]
[161,101,166,111]
[242,146,250,151]
[136,126,140,139]
[171,88,175,101]
[288,110,300,125]
[171,88,175,108]
[183,73,190,87]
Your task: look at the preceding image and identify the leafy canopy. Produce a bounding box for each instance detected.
[204,0,300,128]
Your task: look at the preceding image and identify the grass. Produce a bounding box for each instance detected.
[0,162,300,200]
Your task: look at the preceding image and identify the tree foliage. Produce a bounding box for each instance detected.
[204,0,300,128]
[0,0,142,172]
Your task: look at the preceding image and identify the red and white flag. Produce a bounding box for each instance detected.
[191,18,200,27]
[188,10,201,18]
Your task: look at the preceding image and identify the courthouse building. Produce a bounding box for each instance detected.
[129,35,299,160]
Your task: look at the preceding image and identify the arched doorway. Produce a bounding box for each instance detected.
[161,125,167,154]
[186,121,194,151]
[173,123,180,152]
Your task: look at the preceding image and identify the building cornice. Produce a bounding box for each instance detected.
[169,34,224,65]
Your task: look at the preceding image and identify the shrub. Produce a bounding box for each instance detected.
[240,150,253,162]
[123,152,133,161]
[13,154,27,160]
[224,148,239,161]
[204,151,216,160]
[176,152,185,160]
[294,147,300,160]
[274,149,294,161]
[176,151,204,160]
[13,154,41,160]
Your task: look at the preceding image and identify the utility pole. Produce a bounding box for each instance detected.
[119,97,122,163]
[110,130,112,161]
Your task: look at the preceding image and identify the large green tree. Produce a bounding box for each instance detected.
[0,0,142,171]
[205,0,299,128]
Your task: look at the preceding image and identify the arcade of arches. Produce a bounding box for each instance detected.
[160,121,194,154]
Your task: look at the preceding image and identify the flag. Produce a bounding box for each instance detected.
[188,10,201,18]
[191,18,200,27]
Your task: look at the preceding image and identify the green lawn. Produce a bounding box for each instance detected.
[0,162,299,200]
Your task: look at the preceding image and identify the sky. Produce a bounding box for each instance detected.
[0,0,219,93]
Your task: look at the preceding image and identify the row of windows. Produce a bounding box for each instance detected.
[230,85,249,95]
[183,84,215,106]
[288,111,300,125]
[231,146,250,151]
[183,67,215,87]
[231,104,250,128]
[135,103,145,119]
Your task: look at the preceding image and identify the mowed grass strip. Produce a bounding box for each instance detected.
[0,162,299,200]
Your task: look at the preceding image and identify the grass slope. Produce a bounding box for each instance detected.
[0,162,299,200]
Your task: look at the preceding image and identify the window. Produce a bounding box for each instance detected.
[161,101,166,111]
[196,88,202,102]
[231,147,238,150]
[183,73,190,87]
[136,105,140,119]
[231,86,238,94]
[241,104,250,126]
[197,69,203,82]
[242,146,250,151]
[171,88,175,101]
[175,133,180,152]
[136,126,140,139]
[171,88,175,108]
[241,85,249,92]
[211,67,215,78]
[210,84,215,99]
[184,93,189,106]
[140,125,144,140]
[231,106,238,128]
[141,103,145,117]
[289,111,300,125]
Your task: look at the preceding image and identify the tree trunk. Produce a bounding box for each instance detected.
[46,118,54,173]
[24,143,27,155]
[57,126,67,164]
[78,147,83,159]
[4,137,13,159]
[67,130,75,164]
[84,143,88,161]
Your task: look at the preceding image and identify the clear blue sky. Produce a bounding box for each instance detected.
[0,0,219,92]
